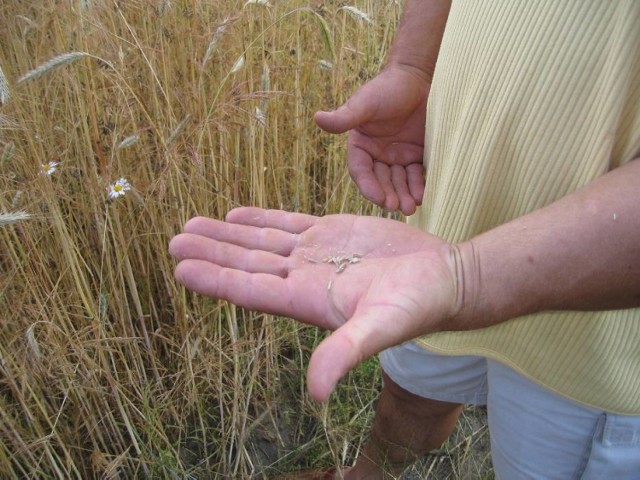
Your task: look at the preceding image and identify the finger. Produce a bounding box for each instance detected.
[373,162,400,212]
[226,207,318,233]
[174,260,296,317]
[390,165,418,216]
[306,330,364,402]
[306,307,409,402]
[348,148,386,206]
[182,216,298,256]
[175,260,331,327]
[406,163,425,206]
[314,90,376,134]
[383,142,425,167]
[169,233,289,277]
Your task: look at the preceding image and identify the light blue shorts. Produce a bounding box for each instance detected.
[379,341,640,480]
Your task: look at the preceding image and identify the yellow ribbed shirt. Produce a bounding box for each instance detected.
[412,0,640,414]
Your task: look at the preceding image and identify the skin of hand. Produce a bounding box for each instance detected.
[169,207,461,402]
[169,158,640,403]
[314,67,429,215]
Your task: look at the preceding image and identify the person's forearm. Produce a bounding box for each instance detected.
[453,158,640,330]
[386,0,451,83]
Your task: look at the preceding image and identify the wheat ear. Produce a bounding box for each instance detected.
[17,52,96,84]
[0,211,31,226]
[0,63,9,106]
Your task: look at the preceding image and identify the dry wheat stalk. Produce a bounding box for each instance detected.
[0,2,434,478]
[260,63,270,111]
[16,15,36,29]
[305,7,335,60]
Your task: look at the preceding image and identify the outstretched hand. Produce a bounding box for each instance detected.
[315,67,429,215]
[169,207,461,402]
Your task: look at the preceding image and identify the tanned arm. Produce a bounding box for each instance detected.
[385,0,451,83]
[455,157,640,330]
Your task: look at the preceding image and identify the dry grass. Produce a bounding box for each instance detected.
[0,1,492,478]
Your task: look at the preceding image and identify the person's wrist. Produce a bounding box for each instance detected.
[383,59,433,86]
[450,237,540,330]
[447,240,485,331]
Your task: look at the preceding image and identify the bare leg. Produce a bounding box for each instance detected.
[344,371,462,479]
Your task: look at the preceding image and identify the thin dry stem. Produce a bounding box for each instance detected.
[0,2,491,478]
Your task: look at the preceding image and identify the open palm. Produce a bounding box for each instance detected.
[169,207,459,401]
[315,67,429,215]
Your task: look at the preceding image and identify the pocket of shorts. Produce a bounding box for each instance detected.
[577,413,640,480]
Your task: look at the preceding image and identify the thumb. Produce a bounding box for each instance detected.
[314,89,376,134]
[306,330,365,402]
[306,310,401,402]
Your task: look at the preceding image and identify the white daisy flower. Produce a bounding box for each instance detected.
[41,161,59,176]
[108,177,132,199]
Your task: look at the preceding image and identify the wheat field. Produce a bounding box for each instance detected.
[0,1,492,478]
